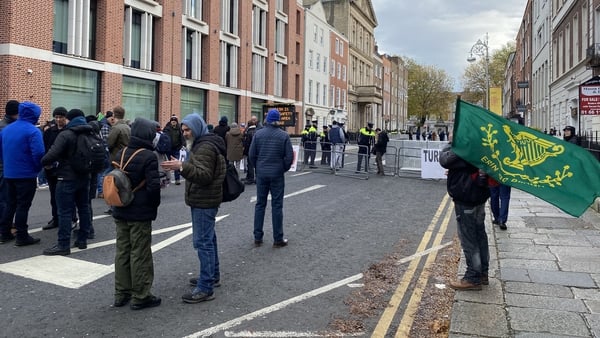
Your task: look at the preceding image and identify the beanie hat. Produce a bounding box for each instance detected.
[53,106,67,117]
[219,116,228,126]
[170,115,178,122]
[85,115,97,123]
[266,109,280,123]
[113,106,125,119]
[5,100,19,116]
[105,111,114,118]
[207,124,214,131]
[66,108,84,121]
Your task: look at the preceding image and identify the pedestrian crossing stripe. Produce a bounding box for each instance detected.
[0,215,228,289]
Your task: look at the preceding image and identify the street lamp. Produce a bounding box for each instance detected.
[467,33,490,110]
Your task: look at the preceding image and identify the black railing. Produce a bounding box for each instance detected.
[580,130,600,161]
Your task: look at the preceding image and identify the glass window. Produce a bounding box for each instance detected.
[122,76,157,121]
[51,64,99,117]
[251,98,266,124]
[181,86,206,120]
[53,0,68,54]
[218,92,238,123]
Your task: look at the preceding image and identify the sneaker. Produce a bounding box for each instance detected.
[499,222,507,230]
[189,278,221,288]
[448,278,482,291]
[273,239,288,248]
[43,219,58,230]
[73,228,95,240]
[254,239,263,247]
[244,180,256,185]
[43,244,70,256]
[14,236,41,247]
[492,219,499,225]
[0,233,15,244]
[182,291,215,304]
[130,295,161,310]
[175,180,181,185]
[71,220,79,231]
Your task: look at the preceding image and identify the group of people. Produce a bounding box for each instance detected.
[0,101,294,310]
[301,121,390,175]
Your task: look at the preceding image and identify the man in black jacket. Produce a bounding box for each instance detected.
[440,144,490,290]
[41,109,93,255]
[163,115,184,185]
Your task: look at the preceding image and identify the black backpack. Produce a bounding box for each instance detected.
[155,132,172,154]
[204,142,245,202]
[70,130,107,174]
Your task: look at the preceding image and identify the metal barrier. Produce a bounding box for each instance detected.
[295,138,449,179]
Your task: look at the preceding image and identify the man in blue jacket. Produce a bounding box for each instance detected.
[0,101,45,245]
[249,109,294,248]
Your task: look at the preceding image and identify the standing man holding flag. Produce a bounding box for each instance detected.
[452,98,600,218]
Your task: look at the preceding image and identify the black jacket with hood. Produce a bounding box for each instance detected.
[439,144,490,207]
[41,116,95,180]
[112,117,161,221]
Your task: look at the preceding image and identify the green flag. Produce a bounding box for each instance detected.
[452,99,600,217]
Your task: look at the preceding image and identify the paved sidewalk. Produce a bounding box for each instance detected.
[449,189,600,337]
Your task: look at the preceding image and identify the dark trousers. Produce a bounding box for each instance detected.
[114,219,154,302]
[56,178,92,248]
[47,174,59,222]
[321,146,331,165]
[246,157,255,182]
[0,178,37,239]
[169,149,182,180]
[356,145,370,171]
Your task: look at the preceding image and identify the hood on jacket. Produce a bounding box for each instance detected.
[66,116,89,129]
[182,113,208,142]
[18,101,41,125]
[228,126,242,136]
[131,117,157,142]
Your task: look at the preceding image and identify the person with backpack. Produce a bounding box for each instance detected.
[161,113,226,304]
[41,109,94,255]
[111,117,162,310]
[163,115,184,185]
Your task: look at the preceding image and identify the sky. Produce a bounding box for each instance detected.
[371,0,528,91]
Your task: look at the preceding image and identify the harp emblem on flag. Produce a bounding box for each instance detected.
[501,125,565,170]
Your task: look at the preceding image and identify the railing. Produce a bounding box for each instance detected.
[581,130,600,161]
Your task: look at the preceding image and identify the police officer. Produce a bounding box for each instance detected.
[320,125,331,165]
[356,122,375,172]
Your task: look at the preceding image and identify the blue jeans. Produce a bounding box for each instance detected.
[490,184,511,223]
[454,202,488,284]
[191,207,219,294]
[0,178,37,239]
[56,178,92,248]
[253,176,285,242]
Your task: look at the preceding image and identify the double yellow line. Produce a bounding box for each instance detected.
[372,194,454,337]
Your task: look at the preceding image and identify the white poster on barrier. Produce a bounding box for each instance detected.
[421,148,446,179]
[289,145,300,172]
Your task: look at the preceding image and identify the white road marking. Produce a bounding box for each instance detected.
[291,172,312,177]
[249,185,326,203]
[224,331,364,337]
[183,274,364,338]
[0,216,228,288]
[396,241,452,265]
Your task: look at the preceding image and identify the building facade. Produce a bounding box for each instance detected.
[322,0,380,131]
[0,0,304,132]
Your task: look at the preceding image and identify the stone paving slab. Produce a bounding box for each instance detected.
[454,278,504,305]
[504,281,573,298]
[449,302,508,337]
[508,307,589,336]
[500,267,532,282]
[584,313,600,337]
[558,260,600,273]
[550,246,600,261]
[528,270,596,287]
[505,293,587,312]
[500,258,558,271]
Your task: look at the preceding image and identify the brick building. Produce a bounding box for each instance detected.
[0,0,304,132]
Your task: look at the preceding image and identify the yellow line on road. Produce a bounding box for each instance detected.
[371,194,450,337]
[395,200,454,337]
